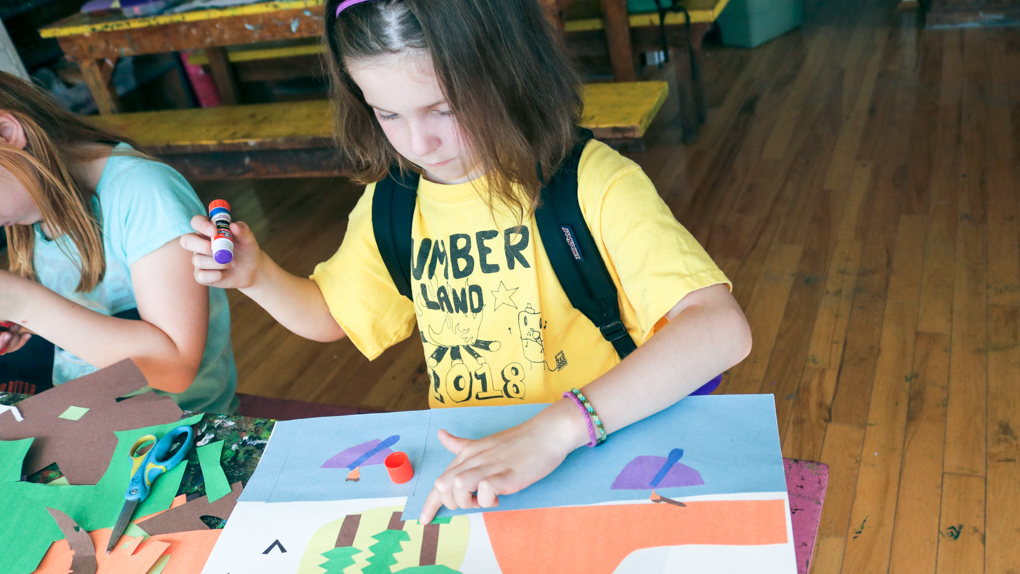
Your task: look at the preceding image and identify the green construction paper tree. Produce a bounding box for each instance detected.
[362,529,411,574]
[0,438,33,482]
[318,546,361,573]
[0,414,203,574]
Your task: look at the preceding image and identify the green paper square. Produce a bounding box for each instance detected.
[57,406,90,421]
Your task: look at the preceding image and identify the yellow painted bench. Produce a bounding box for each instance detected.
[89,81,668,180]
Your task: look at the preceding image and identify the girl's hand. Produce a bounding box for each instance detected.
[180,216,263,289]
[0,323,30,355]
[418,400,590,524]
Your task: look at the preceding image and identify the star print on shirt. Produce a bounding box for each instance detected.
[490,281,519,311]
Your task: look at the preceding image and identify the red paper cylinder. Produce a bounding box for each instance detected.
[385,451,413,484]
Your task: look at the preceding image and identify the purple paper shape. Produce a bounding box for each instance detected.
[322,439,395,469]
[611,455,704,490]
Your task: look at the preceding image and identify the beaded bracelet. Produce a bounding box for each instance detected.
[563,391,599,447]
[563,388,607,447]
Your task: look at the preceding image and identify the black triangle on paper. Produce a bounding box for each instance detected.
[263,539,287,554]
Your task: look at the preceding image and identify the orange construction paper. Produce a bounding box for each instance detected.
[33,529,168,574]
[483,499,788,574]
[33,523,221,574]
[148,530,221,574]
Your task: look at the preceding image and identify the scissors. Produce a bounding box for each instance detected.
[107,425,194,553]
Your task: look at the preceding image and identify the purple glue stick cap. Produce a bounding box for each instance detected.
[214,250,233,264]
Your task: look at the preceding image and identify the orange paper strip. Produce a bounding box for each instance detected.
[483,499,788,574]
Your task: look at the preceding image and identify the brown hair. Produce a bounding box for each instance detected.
[323,0,583,220]
[0,72,144,292]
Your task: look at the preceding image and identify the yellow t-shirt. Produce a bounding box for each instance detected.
[311,140,730,408]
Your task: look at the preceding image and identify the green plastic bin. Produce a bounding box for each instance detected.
[717,0,804,48]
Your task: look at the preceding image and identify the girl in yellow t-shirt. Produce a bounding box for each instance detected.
[182,0,751,523]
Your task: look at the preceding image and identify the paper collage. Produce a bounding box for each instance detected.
[0,360,241,574]
[203,395,797,573]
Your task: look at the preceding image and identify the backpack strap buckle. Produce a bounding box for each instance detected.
[598,319,629,343]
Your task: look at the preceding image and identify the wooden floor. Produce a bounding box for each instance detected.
[188,1,1020,571]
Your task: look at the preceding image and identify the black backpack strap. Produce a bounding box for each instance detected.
[535,129,639,359]
[372,167,420,301]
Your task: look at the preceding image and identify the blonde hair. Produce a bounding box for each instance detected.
[0,72,146,292]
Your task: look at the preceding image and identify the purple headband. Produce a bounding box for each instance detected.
[335,0,375,17]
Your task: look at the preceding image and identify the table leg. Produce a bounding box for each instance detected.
[689,24,709,124]
[205,47,240,106]
[78,58,121,115]
[669,43,699,144]
[599,0,636,82]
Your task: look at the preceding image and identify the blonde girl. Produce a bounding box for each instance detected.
[0,71,237,414]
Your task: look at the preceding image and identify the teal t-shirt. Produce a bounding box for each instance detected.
[31,144,239,414]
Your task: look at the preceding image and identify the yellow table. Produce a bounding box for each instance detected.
[39,0,325,114]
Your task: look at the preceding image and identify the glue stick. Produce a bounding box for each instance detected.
[208,200,234,264]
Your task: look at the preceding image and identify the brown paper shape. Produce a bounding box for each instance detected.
[136,481,243,536]
[46,508,98,574]
[0,360,183,484]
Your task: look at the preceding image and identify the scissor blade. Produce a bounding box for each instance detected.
[107,499,138,554]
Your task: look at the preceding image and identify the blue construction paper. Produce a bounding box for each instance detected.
[403,395,786,520]
[242,410,433,503]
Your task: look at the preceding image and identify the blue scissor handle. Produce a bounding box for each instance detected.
[125,425,194,503]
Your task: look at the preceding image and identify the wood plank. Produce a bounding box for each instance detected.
[805,239,862,370]
[943,220,987,476]
[984,38,1020,308]
[841,302,917,573]
[888,332,950,573]
[986,304,1020,572]
[829,162,901,426]
[822,33,886,191]
[935,473,986,573]
[886,214,927,305]
[818,423,866,538]
[782,367,838,461]
[916,29,962,335]
[811,535,847,574]
[718,243,802,395]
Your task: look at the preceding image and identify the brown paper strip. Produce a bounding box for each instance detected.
[46,508,98,574]
[135,481,242,536]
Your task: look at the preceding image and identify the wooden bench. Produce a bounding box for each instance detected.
[89,81,668,180]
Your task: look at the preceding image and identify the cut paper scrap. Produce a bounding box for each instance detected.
[59,406,90,421]
[137,481,243,536]
[405,396,786,520]
[146,555,170,574]
[0,359,183,485]
[34,530,168,574]
[34,527,220,574]
[611,448,705,490]
[296,505,469,574]
[483,499,789,574]
[0,437,33,482]
[0,414,202,574]
[196,440,231,502]
[241,411,430,503]
[46,508,98,574]
[0,404,24,421]
[321,435,400,481]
